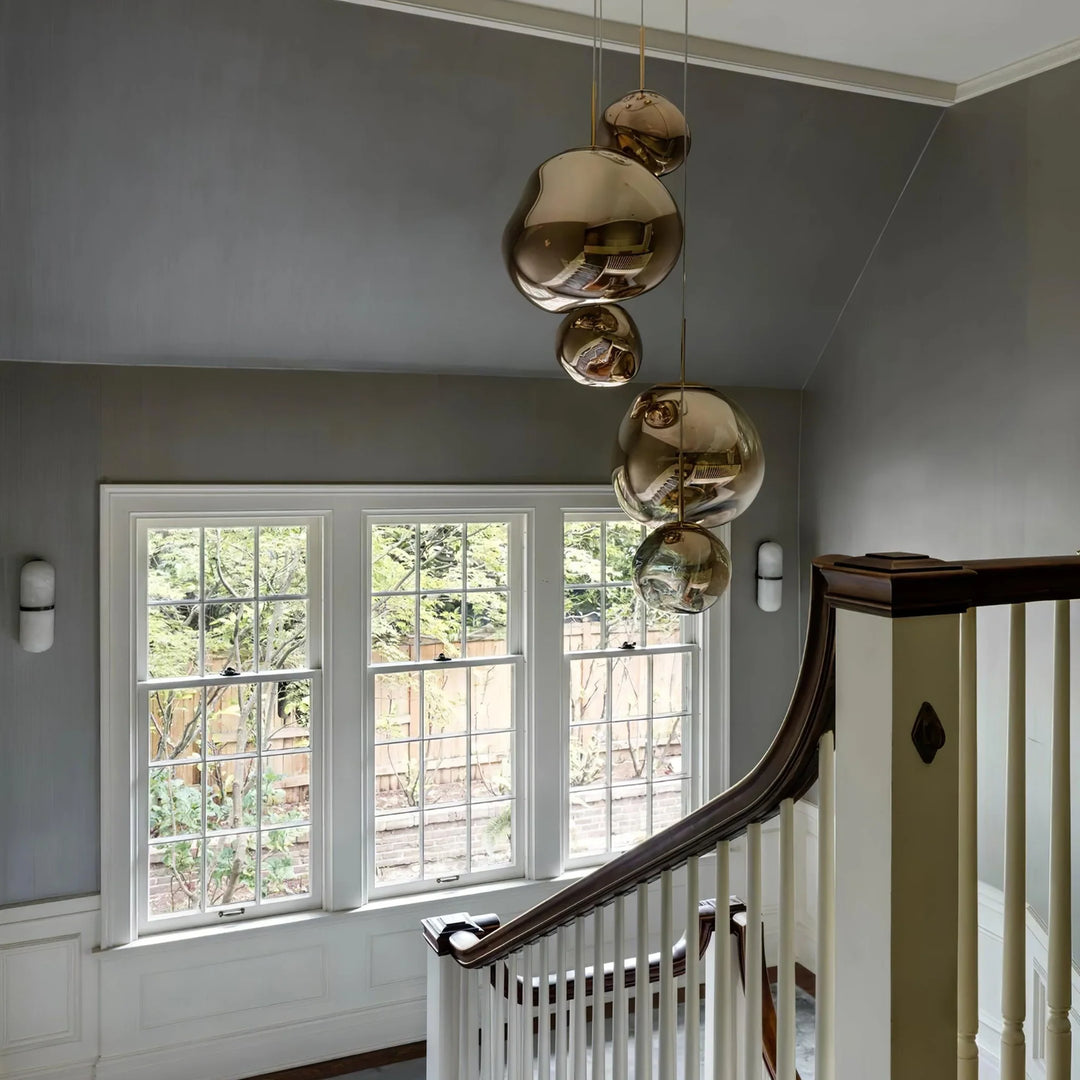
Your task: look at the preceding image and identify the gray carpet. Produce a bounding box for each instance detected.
[335,988,815,1079]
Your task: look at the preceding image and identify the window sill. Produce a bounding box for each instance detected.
[96,870,593,957]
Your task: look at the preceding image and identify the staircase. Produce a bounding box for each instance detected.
[423,552,1079,1080]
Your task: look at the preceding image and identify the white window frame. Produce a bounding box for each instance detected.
[101,485,729,948]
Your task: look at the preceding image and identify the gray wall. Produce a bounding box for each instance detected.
[0,360,801,905]
[0,0,938,386]
[801,60,1080,945]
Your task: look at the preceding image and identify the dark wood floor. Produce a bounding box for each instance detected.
[245,1041,426,1080]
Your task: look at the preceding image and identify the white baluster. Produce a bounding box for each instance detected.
[496,961,508,1080]
[744,823,763,1080]
[776,800,796,1080]
[1000,604,1026,1080]
[1046,599,1072,1080]
[613,896,629,1080]
[685,856,700,1080]
[509,952,522,1080]
[636,882,652,1080]
[705,841,733,1080]
[466,968,481,1080]
[480,964,492,1080]
[524,943,536,1079]
[815,733,835,1080]
[557,926,570,1080]
[594,904,607,1080]
[660,869,676,1080]
[958,609,979,1080]
[574,915,588,1080]
[486,963,499,1080]
[539,937,552,1080]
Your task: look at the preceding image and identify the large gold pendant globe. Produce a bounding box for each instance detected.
[612,384,765,527]
[503,148,683,313]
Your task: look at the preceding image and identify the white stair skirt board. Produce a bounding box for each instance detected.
[3,813,1076,1080]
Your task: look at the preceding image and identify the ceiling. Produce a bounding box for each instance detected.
[350,0,1080,103]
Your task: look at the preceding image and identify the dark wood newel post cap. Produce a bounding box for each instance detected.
[422,911,502,955]
[812,552,975,617]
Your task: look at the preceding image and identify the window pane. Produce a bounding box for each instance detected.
[569,789,608,859]
[569,657,607,723]
[150,687,203,762]
[465,591,508,656]
[260,679,311,752]
[473,731,513,800]
[149,766,203,840]
[259,525,307,596]
[605,521,641,583]
[375,811,421,885]
[466,523,509,588]
[205,833,257,907]
[605,586,640,649]
[148,604,200,678]
[611,784,649,852]
[471,664,513,731]
[611,655,648,719]
[423,806,468,880]
[262,753,311,827]
[204,527,255,600]
[423,666,467,736]
[260,825,310,900]
[206,683,258,756]
[149,840,202,917]
[471,801,514,872]
[257,598,307,671]
[371,594,417,663]
[652,652,686,715]
[419,523,463,590]
[569,723,608,789]
[419,594,462,658]
[565,588,601,651]
[564,521,601,585]
[653,715,686,779]
[611,719,649,784]
[651,779,688,833]
[374,671,419,742]
[203,601,255,674]
[372,524,416,593]
[376,740,421,812]
[646,603,681,646]
[424,736,466,807]
[148,528,200,601]
[205,757,258,832]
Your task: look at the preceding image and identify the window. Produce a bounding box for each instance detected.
[564,517,696,862]
[367,518,524,893]
[138,520,322,932]
[101,487,726,946]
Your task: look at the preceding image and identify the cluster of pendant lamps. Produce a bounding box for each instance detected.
[502,2,764,614]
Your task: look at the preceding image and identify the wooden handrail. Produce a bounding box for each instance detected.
[429,562,836,968]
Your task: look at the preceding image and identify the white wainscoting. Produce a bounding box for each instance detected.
[976,883,1080,1080]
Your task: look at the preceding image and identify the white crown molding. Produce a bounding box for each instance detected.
[339,0,955,105]
[953,33,1080,101]
[341,0,1080,108]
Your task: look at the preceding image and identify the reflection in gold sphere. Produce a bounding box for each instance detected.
[612,384,765,527]
[632,522,730,614]
[601,90,691,176]
[556,304,642,386]
[503,148,683,313]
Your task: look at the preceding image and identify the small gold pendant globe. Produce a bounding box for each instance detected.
[612,383,764,527]
[556,304,642,386]
[602,90,691,177]
[632,522,731,613]
[503,147,683,313]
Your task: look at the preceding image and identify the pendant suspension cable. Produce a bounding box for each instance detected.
[589,0,599,144]
[676,0,689,525]
[598,0,604,126]
[639,0,646,88]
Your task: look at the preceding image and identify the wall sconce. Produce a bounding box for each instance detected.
[756,541,782,612]
[20,560,55,652]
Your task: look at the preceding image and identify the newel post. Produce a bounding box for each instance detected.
[422,912,500,1080]
[815,554,972,1080]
